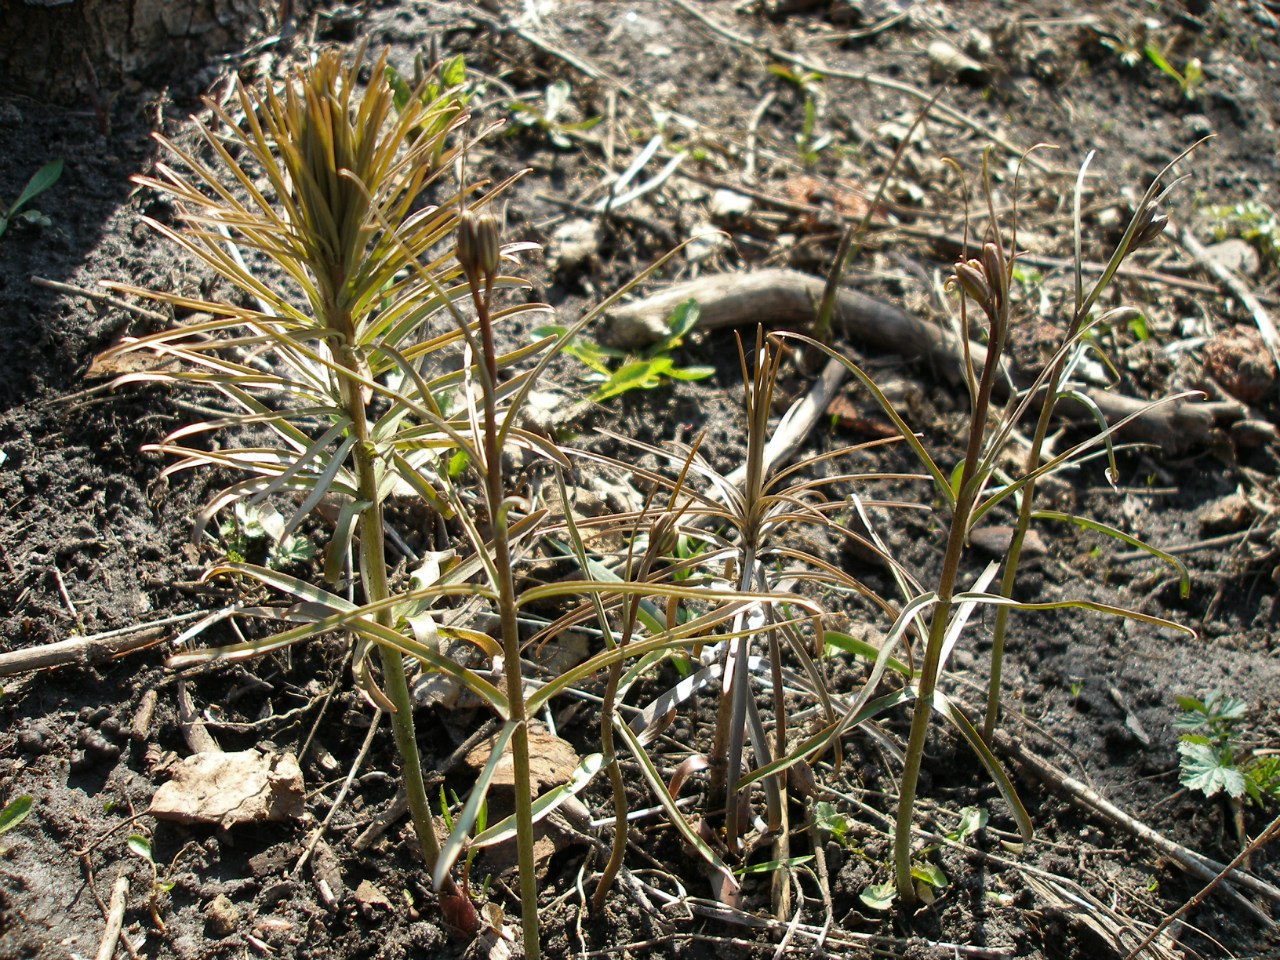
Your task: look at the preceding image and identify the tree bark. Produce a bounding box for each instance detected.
[1,0,287,105]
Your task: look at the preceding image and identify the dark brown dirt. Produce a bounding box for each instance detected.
[3,2,1280,959]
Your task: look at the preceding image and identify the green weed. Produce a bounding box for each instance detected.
[1176,692,1280,805]
[0,160,62,238]
[538,298,714,402]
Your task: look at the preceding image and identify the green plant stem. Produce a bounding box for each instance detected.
[592,656,627,910]
[895,298,1003,903]
[892,506,965,901]
[982,382,1057,741]
[345,359,475,932]
[471,283,541,960]
[345,377,443,871]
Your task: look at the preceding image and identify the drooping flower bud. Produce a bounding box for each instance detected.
[980,242,1003,289]
[456,209,501,282]
[1133,207,1169,249]
[952,258,991,306]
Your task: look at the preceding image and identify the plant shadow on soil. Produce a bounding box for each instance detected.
[3,2,1280,959]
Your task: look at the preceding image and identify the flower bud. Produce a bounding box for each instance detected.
[1133,208,1168,249]
[981,241,1007,305]
[953,259,991,306]
[456,209,501,281]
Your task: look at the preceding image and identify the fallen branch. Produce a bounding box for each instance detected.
[0,611,205,677]
[601,268,1266,452]
[94,871,130,960]
[1001,731,1280,922]
[1125,813,1280,959]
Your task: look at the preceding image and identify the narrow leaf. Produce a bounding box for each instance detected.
[433,721,519,889]
[471,752,606,848]
[0,796,33,836]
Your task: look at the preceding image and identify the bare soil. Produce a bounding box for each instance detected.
[3,2,1280,959]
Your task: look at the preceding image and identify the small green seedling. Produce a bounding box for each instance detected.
[0,160,62,238]
[860,854,948,911]
[217,501,315,570]
[1176,692,1280,805]
[768,64,829,168]
[0,795,33,855]
[537,298,714,402]
[814,800,857,847]
[386,53,468,166]
[1143,44,1204,100]
[944,805,988,844]
[128,834,176,929]
[508,80,601,149]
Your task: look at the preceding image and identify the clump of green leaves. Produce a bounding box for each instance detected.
[508,80,601,149]
[861,854,948,911]
[1176,692,1280,805]
[538,298,714,402]
[0,160,62,237]
[216,501,315,569]
[385,52,468,166]
[1203,200,1280,265]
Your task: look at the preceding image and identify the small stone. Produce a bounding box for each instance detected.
[1202,326,1276,402]
[1182,114,1214,138]
[1204,238,1261,277]
[546,218,599,274]
[354,879,393,921]
[685,222,727,263]
[927,40,987,81]
[1199,492,1251,533]
[204,894,240,938]
[970,525,1048,558]
[708,189,753,220]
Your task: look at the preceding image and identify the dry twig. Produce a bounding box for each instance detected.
[93,871,130,960]
[602,268,1249,451]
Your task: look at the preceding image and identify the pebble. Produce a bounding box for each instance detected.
[1199,491,1251,533]
[1203,238,1261,277]
[204,894,240,937]
[709,189,753,220]
[546,218,599,273]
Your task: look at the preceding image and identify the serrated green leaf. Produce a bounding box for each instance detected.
[1178,740,1246,799]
